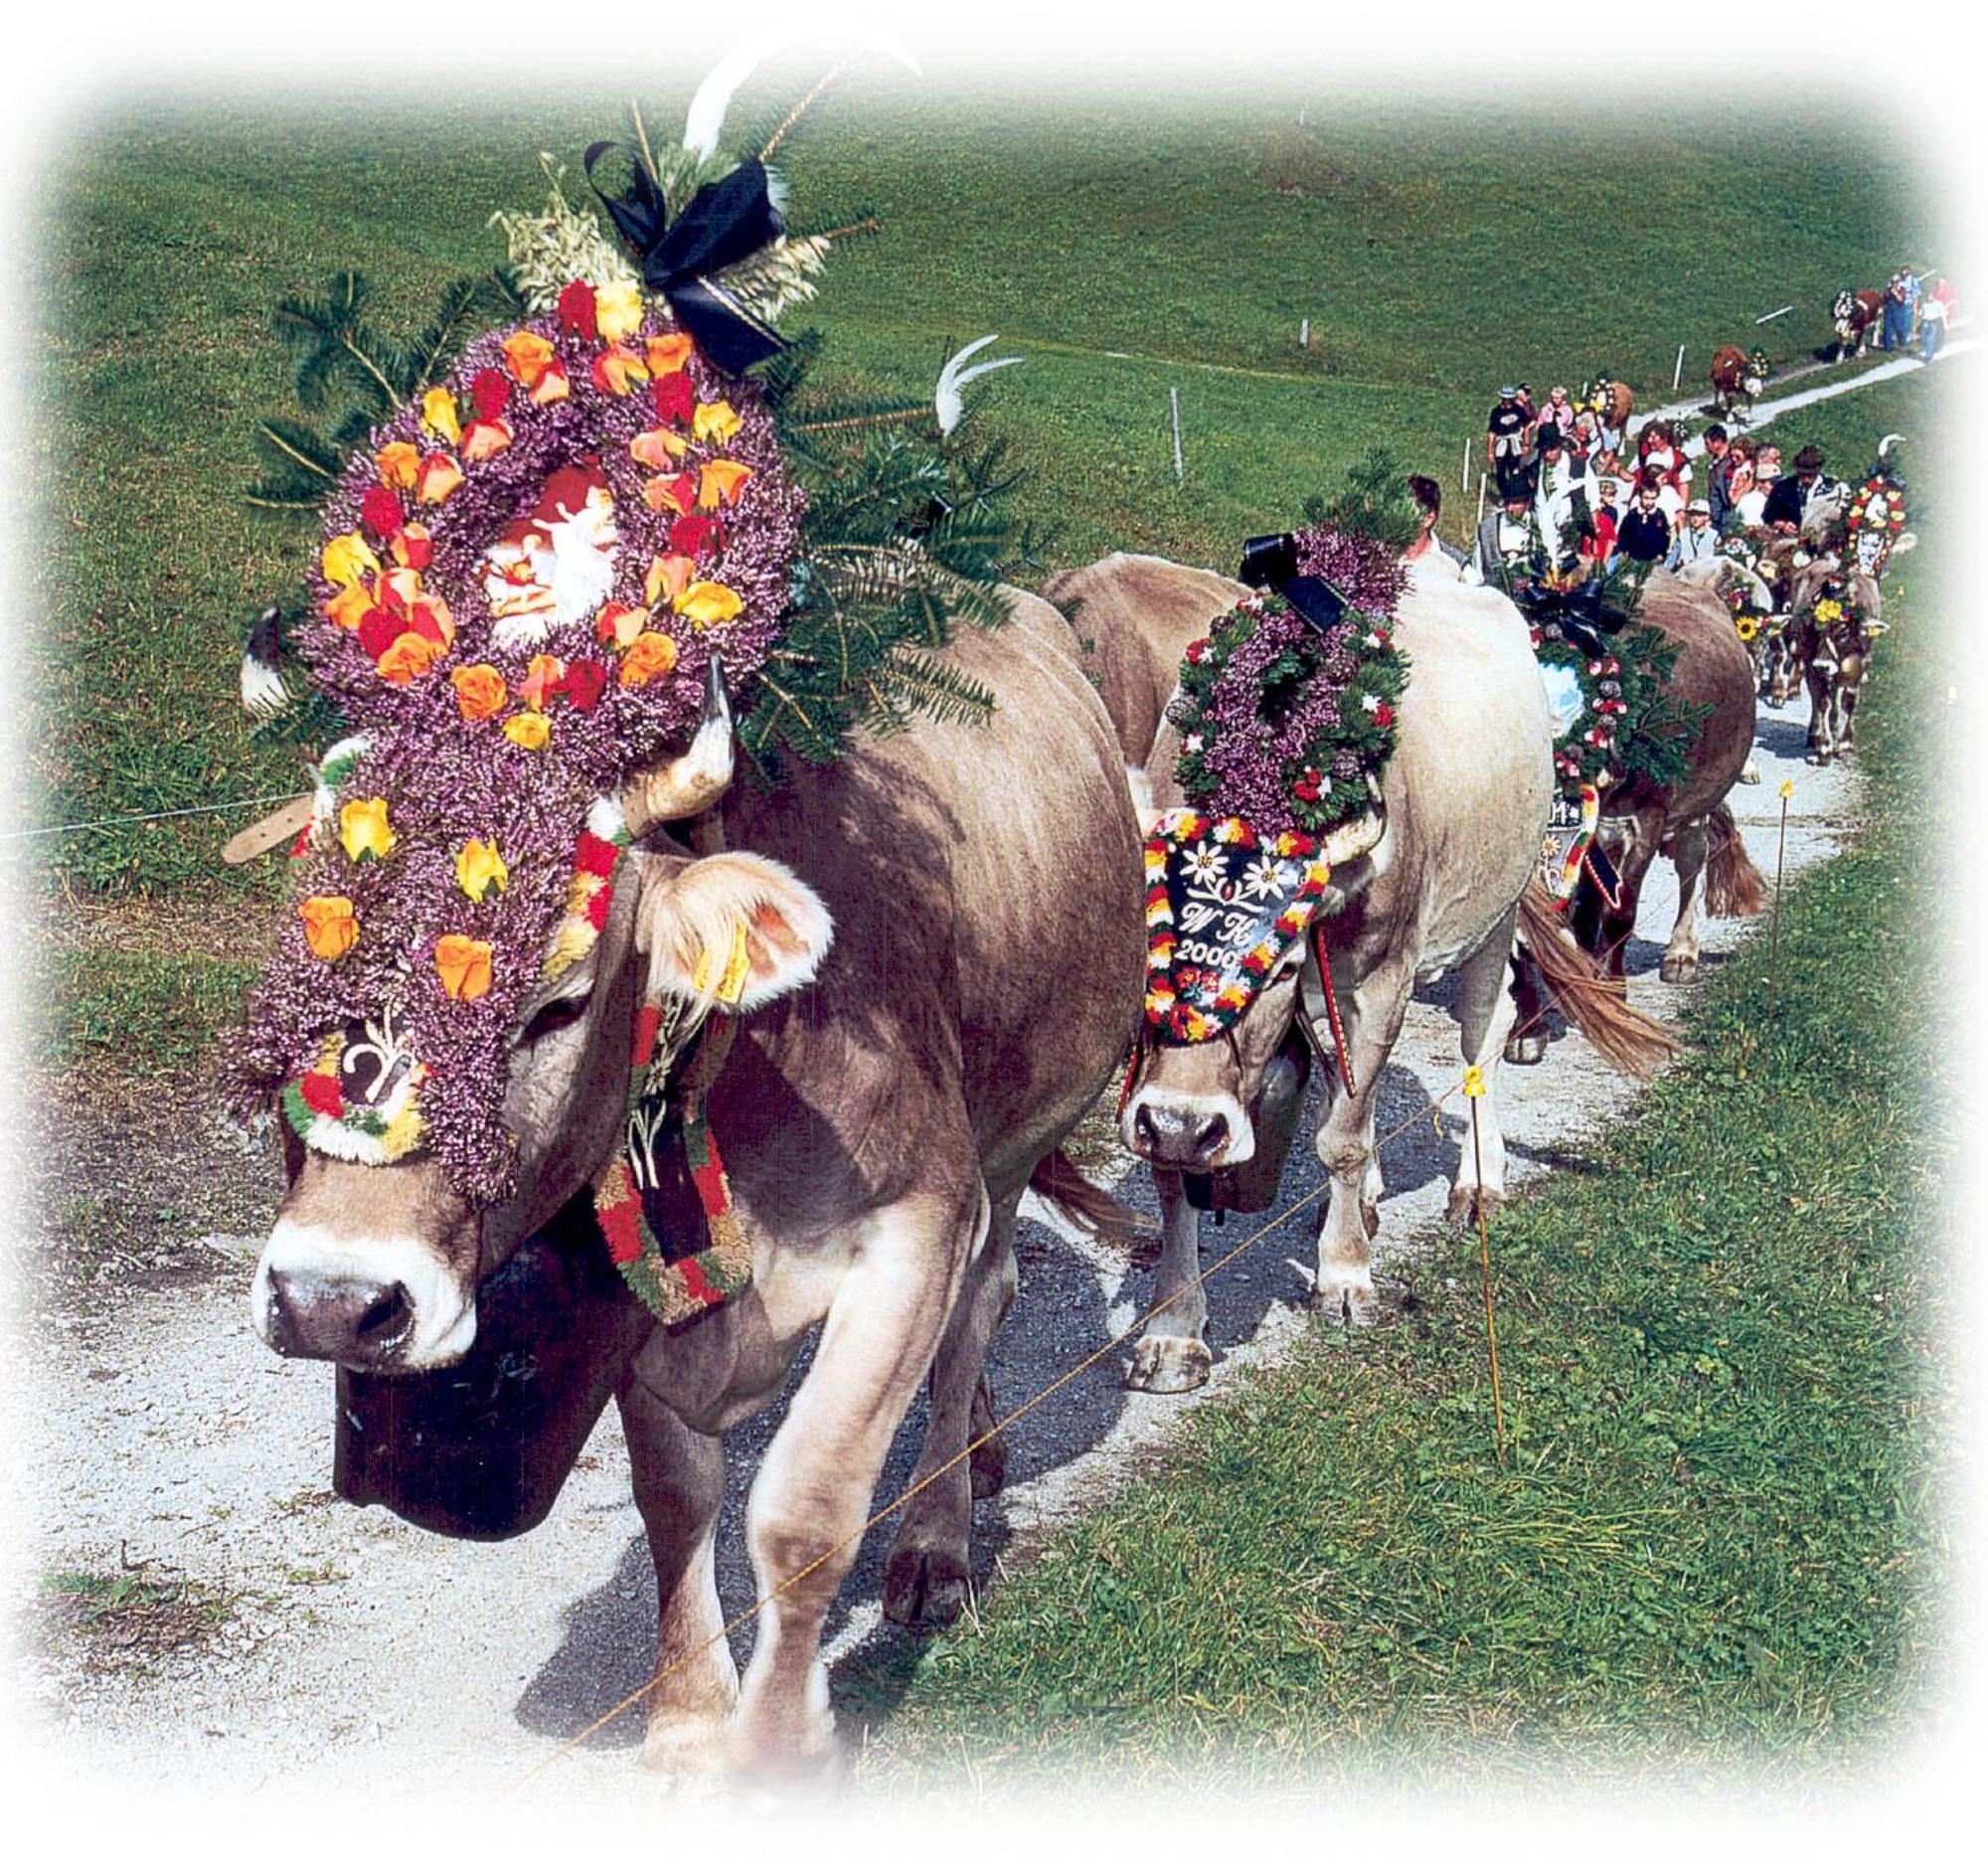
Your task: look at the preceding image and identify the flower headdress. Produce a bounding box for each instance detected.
[230,62,1026,1201]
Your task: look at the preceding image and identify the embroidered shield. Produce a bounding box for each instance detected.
[1143,811,1333,1044]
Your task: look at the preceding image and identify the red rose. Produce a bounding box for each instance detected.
[557,659,608,713]
[360,485,405,539]
[470,367,512,421]
[557,279,598,341]
[1374,702,1395,729]
[652,370,696,425]
[670,512,719,558]
[1293,767,1323,801]
[357,605,411,661]
[1185,638,1208,664]
[298,1073,344,1119]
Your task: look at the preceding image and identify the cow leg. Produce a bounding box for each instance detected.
[1504,944,1550,1065]
[1661,816,1710,982]
[883,1182,1016,1629]
[1449,909,1520,1225]
[617,1379,738,1775]
[1807,666,1836,762]
[1309,952,1413,1326]
[734,1177,982,1774]
[1125,1164,1212,1393]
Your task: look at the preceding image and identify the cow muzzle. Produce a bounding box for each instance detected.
[1120,1091,1255,1170]
[252,1221,477,1371]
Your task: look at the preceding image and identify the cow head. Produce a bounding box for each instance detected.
[251,683,834,1373]
[1119,806,1383,1172]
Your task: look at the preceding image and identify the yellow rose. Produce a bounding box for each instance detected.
[322,532,382,589]
[697,460,753,510]
[503,713,552,751]
[631,426,689,467]
[674,581,744,629]
[298,895,358,960]
[619,631,680,687]
[455,838,509,902]
[376,441,421,491]
[501,330,556,390]
[692,400,742,446]
[420,387,462,445]
[595,279,645,343]
[415,452,465,506]
[338,796,396,863]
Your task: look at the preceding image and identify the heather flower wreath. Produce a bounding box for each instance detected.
[230,100,1026,1207]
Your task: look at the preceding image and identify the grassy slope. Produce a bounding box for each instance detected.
[845,369,1953,1784]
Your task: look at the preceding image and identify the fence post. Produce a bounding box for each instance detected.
[1169,387,1184,485]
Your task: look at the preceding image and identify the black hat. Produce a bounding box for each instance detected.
[1795,445,1825,471]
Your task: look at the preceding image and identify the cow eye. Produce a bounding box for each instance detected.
[516,989,591,1046]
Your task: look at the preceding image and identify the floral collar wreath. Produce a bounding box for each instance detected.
[1144,523,1408,1042]
[231,70,1025,1213]
[1845,466,1907,582]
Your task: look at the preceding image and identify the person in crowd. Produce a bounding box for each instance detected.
[1404,473,1469,579]
[1533,428,1590,562]
[1724,444,1758,531]
[1467,488,1542,586]
[1700,423,1735,531]
[1882,269,1917,352]
[1636,419,1693,520]
[1583,472,1622,570]
[1569,405,1601,464]
[1615,483,1671,564]
[1667,497,1720,569]
[1735,456,1775,530]
[1534,385,1577,450]
[1485,385,1533,498]
[1921,275,1955,360]
[1763,443,1828,533]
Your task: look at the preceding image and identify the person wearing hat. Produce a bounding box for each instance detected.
[1533,426,1592,563]
[1763,444,1829,533]
[1486,386,1533,498]
[1467,486,1543,587]
[1667,498,1719,569]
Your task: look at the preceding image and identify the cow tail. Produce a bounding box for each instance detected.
[1704,803,1769,918]
[1516,882,1679,1080]
[1027,1147,1151,1250]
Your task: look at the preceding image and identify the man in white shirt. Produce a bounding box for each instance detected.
[1533,430,1592,565]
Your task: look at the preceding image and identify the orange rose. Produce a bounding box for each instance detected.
[595,600,651,648]
[433,934,494,1002]
[324,582,377,631]
[461,418,513,462]
[620,631,680,687]
[643,555,694,607]
[409,593,455,650]
[376,630,444,685]
[451,663,507,720]
[643,472,697,516]
[631,426,689,468]
[530,358,572,406]
[392,523,433,572]
[501,330,556,389]
[520,652,566,711]
[377,441,421,490]
[697,460,753,510]
[416,452,464,505]
[645,331,695,376]
[299,895,358,960]
[591,343,650,397]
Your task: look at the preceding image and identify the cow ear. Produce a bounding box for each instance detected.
[630,849,834,1011]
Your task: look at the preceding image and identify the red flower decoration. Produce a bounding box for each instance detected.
[1373,702,1395,729]
[299,1072,345,1119]
[557,659,607,713]
[1185,638,1208,664]
[670,513,720,559]
[357,605,410,661]
[574,831,621,878]
[557,279,598,342]
[470,367,512,421]
[360,485,406,538]
[653,371,696,425]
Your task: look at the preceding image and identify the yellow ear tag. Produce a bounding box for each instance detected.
[717,921,752,1005]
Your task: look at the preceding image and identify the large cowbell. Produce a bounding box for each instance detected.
[333,1191,653,1541]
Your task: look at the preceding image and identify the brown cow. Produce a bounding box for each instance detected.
[1832,287,1886,360]
[1709,344,1765,418]
[1555,571,1768,986]
[250,592,1144,1775]
[1053,553,1671,1382]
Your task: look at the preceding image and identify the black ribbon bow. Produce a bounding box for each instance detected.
[1238,532,1349,633]
[583,144,788,377]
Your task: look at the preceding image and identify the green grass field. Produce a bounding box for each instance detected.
[22,74,1956,1777]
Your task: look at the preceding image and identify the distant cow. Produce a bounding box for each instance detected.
[1709,344,1764,418]
[1832,288,1885,360]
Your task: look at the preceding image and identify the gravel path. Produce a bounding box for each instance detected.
[11,694,1865,1809]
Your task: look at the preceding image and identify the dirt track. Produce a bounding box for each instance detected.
[11,688,1865,1810]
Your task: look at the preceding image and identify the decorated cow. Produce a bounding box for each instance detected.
[229,81,1144,1779]
[1052,504,1673,1379]
[1831,287,1886,360]
[1709,343,1770,420]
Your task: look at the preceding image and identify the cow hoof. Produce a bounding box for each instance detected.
[968,1430,1008,1501]
[1446,1186,1504,1228]
[1504,1030,1547,1066]
[639,1713,732,1783]
[1659,953,1700,983]
[1309,1268,1378,1326]
[883,1543,971,1630]
[1124,1333,1213,1394]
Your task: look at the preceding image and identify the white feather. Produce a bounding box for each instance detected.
[1879,432,1905,458]
[240,654,289,719]
[857,26,923,76]
[934,334,1022,434]
[684,35,785,161]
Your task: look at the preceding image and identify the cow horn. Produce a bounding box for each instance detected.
[622,654,736,835]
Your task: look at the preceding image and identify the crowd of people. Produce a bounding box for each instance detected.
[1884,268,1958,361]
[1456,379,1848,592]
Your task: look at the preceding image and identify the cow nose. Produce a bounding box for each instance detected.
[263,1269,414,1364]
[1131,1103,1232,1167]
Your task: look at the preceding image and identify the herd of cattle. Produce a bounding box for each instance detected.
[240,458,1846,1773]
